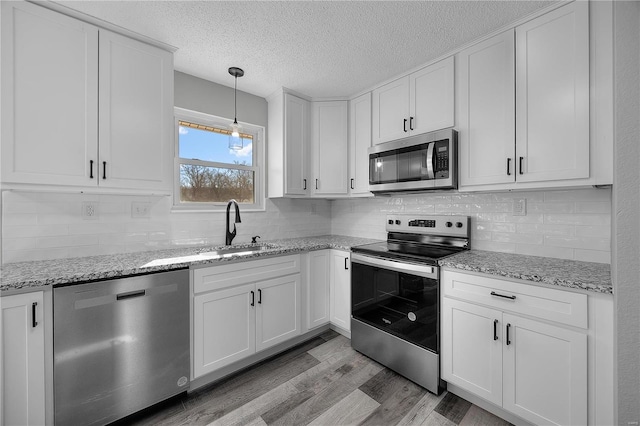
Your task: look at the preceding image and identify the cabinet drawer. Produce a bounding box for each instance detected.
[442,270,587,328]
[193,255,301,294]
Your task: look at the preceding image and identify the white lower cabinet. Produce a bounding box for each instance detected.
[192,255,301,379]
[441,270,597,426]
[306,250,331,330]
[1,291,46,426]
[330,250,351,332]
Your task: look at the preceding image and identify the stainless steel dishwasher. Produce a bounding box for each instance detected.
[53,269,190,426]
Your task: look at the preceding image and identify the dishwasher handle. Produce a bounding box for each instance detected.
[116,289,146,301]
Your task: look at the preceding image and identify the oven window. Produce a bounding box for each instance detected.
[351,262,439,352]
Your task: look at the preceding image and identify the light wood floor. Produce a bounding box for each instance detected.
[115,330,512,426]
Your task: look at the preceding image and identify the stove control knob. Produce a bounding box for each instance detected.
[445,221,453,228]
[395,220,401,225]
[456,222,464,228]
[388,220,393,225]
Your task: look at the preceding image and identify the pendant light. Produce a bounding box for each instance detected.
[228,66,244,150]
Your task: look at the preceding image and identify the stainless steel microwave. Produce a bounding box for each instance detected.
[368,128,457,194]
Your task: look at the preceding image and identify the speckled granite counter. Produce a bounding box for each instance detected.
[0,235,381,295]
[439,250,612,295]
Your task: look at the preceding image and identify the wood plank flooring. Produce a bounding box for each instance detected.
[114,331,512,426]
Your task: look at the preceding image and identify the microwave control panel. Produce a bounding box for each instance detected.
[434,140,450,179]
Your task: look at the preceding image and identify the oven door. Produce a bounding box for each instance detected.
[351,253,439,353]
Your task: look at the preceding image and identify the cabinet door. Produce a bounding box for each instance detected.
[193,284,256,378]
[312,101,348,195]
[441,298,502,406]
[284,94,309,195]
[372,76,410,145]
[98,30,174,191]
[308,251,330,329]
[256,274,300,351]
[330,251,351,332]
[1,2,98,186]
[410,56,455,135]
[348,93,372,196]
[515,1,589,182]
[502,314,587,426]
[1,291,45,426]
[458,31,516,187]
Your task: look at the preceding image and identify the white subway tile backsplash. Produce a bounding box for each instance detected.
[2,187,611,264]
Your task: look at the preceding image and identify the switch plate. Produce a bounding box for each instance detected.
[513,198,526,216]
[82,201,99,220]
[131,202,151,218]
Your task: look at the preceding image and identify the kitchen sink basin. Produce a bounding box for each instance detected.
[196,244,278,259]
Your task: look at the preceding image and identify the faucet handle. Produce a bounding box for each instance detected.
[251,235,261,244]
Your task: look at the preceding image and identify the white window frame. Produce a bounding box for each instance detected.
[173,107,265,212]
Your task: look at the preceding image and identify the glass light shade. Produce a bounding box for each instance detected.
[229,122,243,150]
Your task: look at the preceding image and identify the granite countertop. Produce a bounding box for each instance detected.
[439,250,613,295]
[0,235,381,295]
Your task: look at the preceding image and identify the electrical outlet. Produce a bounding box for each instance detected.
[131,202,151,218]
[513,198,526,216]
[82,201,99,220]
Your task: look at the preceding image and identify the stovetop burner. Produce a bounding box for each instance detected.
[351,214,470,264]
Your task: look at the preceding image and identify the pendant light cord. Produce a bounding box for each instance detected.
[234,76,238,124]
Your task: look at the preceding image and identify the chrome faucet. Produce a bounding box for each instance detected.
[225,199,241,245]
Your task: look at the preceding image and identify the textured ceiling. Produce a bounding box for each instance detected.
[53,1,558,99]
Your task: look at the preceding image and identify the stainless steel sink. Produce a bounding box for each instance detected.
[196,244,277,259]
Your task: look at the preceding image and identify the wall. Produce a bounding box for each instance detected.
[1,191,330,263]
[332,187,611,263]
[175,71,267,128]
[612,1,640,424]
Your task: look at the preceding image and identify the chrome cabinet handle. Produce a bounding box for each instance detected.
[493,319,498,341]
[507,158,512,176]
[89,160,94,179]
[315,179,318,190]
[491,291,516,300]
[409,116,414,131]
[403,118,408,132]
[344,257,349,270]
[519,157,524,175]
[350,179,354,190]
[258,289,262,304]
[303,179,307,190]
[102,161,107,179]
[250,291,255,307]
[506,323,512,345]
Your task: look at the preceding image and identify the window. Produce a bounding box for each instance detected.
[174,107,264,210]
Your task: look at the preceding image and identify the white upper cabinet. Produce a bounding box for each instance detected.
[348,92,372,196]
[515,1,590,183]
[372,77,410,144]
[311,101,348,196]
[267,91,310,197]
[98,30,174,191]
[457,30,516,187]
[1,2,98,187]
[0,2,174,192]
[372,57,454,145]
[458,1,598,191]
[410,57,455,136]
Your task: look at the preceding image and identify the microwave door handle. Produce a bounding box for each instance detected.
[425,143,435,179]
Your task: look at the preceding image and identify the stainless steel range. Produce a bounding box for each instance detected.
[350,214,470,394]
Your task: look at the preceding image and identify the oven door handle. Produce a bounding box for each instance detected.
[351,253,436,278]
